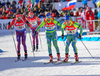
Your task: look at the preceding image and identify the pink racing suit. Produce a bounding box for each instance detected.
[27,16,40,46]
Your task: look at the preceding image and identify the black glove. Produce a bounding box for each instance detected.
[34,31,37,35]
[78,34,82,39]
[8,22,10,25]
[61,34,64,39]
[26,21,29,24]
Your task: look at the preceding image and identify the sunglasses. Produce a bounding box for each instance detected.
[47,15,51,18]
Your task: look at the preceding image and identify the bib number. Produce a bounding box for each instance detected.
[31,21,37,26]
[18,26,23,29]
[16,25,25,30]
[66,30,77,34]
[45,26,55,30]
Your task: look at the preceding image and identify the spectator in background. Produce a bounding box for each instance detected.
[33,7,39,16]
[97,10,100,31]
[75,8,79,16]
[2,6,6,12]
[51,12,56,17]
[85,6,94,20]
[10,2,16,10]
[38,1,42,9]
[92,0,97,8]
[2,12,8,19]
[7,12,13,19]
[6,7,13,15]
[34,3,38,9]
[0,14,2,19]
[21,7,26,14]
[41,4,46,11]
[85,6,95,32]
[94,9,98,30]
[11,7,16,13]
[47,0,52,7]
[48,0,53,10]
[70,9,74,16]
[38,12,45,18]
[81,9,86,21]
[2,0,6,6]
[12,0,17,5]
[52,8,59,17]
[40,8,45,14]
[22,3,25,9]
[0,7,3,14]
[82,0,87,9]
[18,0,23,6]
[79,7,83,16]
[94,9,98,20]
[16,8,21,14]
[7,0,10,8]
[60,10,66,17]
[28,0,32,8]
[0,1,3,8]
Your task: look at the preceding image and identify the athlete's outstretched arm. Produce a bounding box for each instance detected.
[61,22,66,35]
[7,19,16,30]
[22,17,33,28]
[35,20,45,32]
[53,19,62,27]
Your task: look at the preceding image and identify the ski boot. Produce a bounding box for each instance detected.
[33,45,35,51]
[57,53,60,61]
[24,51,28,60]
[49,54,53,62]
[75,53,79,61]
[36,44,38,51]
[64,53,69,62]
[17,51,20,60]
[15,51,21,62]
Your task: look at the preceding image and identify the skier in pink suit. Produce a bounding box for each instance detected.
[7,13,33,60]
[27,12,40,51]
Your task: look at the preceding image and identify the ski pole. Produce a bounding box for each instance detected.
[10,28,17,56]
[79,39,94,59]
[27,26,36,59]
[38,33,43,51]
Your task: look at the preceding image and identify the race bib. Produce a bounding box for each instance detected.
[15,25,25,30]
[66,29,77,34]
[31,21,37,26]
[45,26,55,30]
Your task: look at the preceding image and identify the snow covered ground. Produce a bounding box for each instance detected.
[0,31,100,76]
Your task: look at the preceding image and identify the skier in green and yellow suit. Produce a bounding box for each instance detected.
[34,12,61,62]
[61,15,83,62]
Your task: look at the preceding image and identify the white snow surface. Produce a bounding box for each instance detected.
[0,31,100,76]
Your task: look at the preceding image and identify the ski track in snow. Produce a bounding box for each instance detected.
[0,32,100,76]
